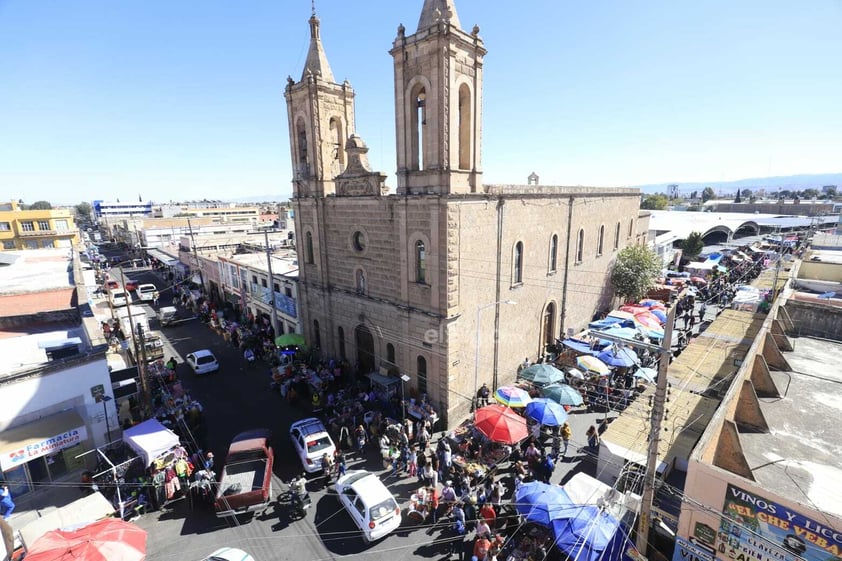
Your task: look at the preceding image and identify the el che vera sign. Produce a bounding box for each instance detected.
[717,484,842,561]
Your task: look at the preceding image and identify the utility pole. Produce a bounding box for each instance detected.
[635,298,678,553]
[117,264,152,419]
[186,218,205,290]
[247,229,282,335]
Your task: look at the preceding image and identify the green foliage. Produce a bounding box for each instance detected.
[641,194,669,210]
[741,189,752,198]
[681,231,704,258]
[701,187,715,203]
[74,202,93,220]
[27,200,53,210]
[800,188,820,199]
[611,245,662,303]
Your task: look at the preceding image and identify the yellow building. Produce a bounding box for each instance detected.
[0,201,78,250]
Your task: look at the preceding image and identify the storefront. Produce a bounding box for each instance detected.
[0,410,90,496]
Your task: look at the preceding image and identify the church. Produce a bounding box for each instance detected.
[285,0,646,426]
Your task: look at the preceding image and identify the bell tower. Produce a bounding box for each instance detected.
[390,0,486,195]
[285,9,356,198]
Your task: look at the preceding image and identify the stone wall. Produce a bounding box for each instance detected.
[783,299,842,341]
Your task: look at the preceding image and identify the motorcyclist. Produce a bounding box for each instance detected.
[291,473,308,511]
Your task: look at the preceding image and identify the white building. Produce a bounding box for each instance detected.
[92,200,154,220]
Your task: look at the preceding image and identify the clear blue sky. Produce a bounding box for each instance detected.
[1,1,841,205]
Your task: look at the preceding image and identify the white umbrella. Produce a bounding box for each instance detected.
[634,367,657,383]
[566,367,585,380]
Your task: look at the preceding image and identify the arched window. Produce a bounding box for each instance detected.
[513,241,524,284]
[415,240,427,284]
[386,343,395,365]
[295,118,309,178]
[576,229,584,263]
[597,225,605,256]
[417,355,428,396]
[337,326,346,360]
[614,222,621,250]
[305,231,314,264]
[411,85,427,171]
[329,117,345,177]
[313,319,321,349]
[549,234,558,272]
[458,84,471,169]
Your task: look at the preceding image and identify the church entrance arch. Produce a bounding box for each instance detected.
[355,325,376,375]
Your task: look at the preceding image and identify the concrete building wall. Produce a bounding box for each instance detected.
[0,358,115,449]
[783,299,842,341]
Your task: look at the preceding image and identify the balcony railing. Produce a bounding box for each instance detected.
[18,229,60,237]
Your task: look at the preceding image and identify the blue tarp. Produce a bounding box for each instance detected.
[552,506,642,561]
[588,317,624,330]
[560,338,603,355]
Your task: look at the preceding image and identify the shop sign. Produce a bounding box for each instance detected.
[674,536,714,561]
[717,484,842,561]
[2,425,89,470]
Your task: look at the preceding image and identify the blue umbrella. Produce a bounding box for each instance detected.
[525,398,569,427]
[650,309,668,323]
[633,367,657,383]
[552,506,640,561]
[819,292,836,299]
[597,348,640,368]
[514,481,575,526]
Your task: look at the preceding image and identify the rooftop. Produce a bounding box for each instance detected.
[739,337,842,517]
[0,324,87,375]
[0,249,74,295]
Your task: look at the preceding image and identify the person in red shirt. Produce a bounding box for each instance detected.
[473,535,491,560]
[479,502,497,528]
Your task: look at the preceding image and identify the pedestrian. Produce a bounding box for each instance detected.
[586,425,600,452]
[336,450,346,477]
[0,484,15,520]
[683,311,691,329]
[407,445,418,477]
[203,451,214,471]
[476,383,490,408]
[689,313,697,332]
[541,452,555,483]
[448,518,467,558]
[561,422,572,456]
[152,291,160,308]
[699,302,707,321]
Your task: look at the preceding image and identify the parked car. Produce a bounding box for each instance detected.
[214,429,274,518]
[109,289,128,307]
[335,470,401,543]
[290,418,335,473]
[104,279,120,292]
[137,283,157,302]
[201,548,255,561]
[186,349,219,375]
[124,278,139,291]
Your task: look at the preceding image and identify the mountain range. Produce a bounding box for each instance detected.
[634,173,842,196]
[226,172,842,202]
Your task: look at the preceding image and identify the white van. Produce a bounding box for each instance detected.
[137,284,157,302]
[109,289,128,307]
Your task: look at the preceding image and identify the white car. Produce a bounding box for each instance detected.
[201,548,255,561]
[289,418,335,473]
[186,350,219,375]
[109,289,128,307]
[335,470,401,543]
[137,283,157,302]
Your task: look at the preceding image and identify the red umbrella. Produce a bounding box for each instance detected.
[690,276,708,285]
[634,311,663,328]
[25,518,147,561]
[474,404,528,444]
[619,305,648,315]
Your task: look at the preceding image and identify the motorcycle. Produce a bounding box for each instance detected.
[285,480,311,520]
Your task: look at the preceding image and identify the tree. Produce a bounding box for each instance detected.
[690,191,698,200]
[27,200,53,210]
[641,194,669,210]
[800,188,820,199]
[611,245,662,303]
[74,202,93,221]
[741,189,752,199]
[701,187,715,203]
[681,231,704,259]
[734,190,742,203]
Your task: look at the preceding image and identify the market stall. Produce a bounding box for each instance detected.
[123,419,180,468]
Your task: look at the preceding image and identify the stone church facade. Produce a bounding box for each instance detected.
[285,0,645,426]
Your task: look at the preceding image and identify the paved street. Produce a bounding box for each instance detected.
[88,247,620,561]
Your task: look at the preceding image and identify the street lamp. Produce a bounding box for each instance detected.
[473,300,516,410]
[99,395,113,448]
[400,374,411,421]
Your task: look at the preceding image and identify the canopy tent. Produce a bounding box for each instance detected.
[552,507,641,561]
[560,338,602,355]
[122,418,180,467]
[588,316,625,331]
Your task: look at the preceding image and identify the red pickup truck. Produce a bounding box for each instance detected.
[214,429,274,518]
